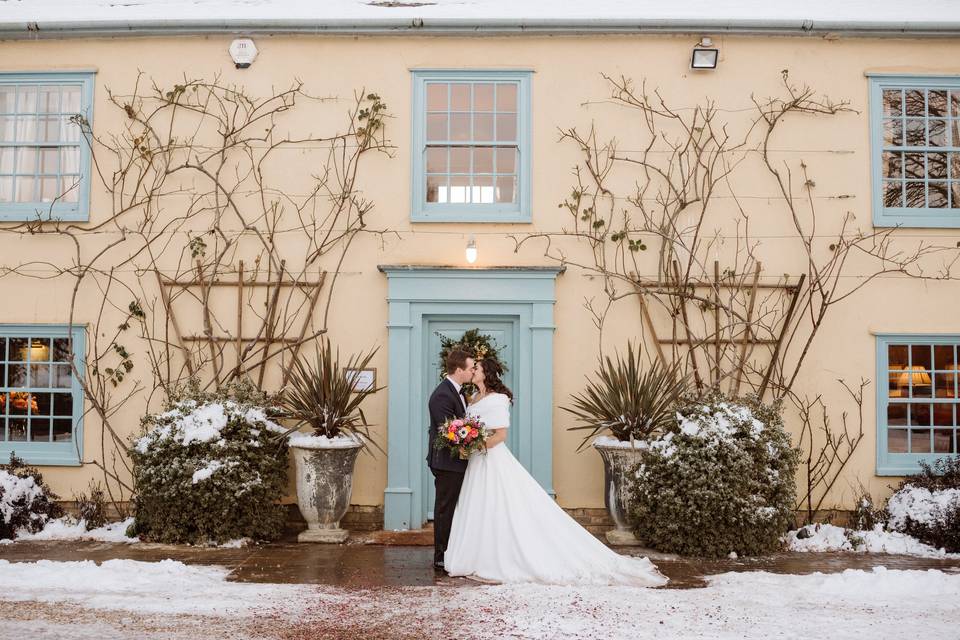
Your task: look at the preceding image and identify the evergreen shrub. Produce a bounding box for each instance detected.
[629,390,798,557]
[130,380,288,544]
[0,453,64,539]
[885,457,960,553]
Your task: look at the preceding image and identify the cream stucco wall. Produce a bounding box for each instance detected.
[1,32,958,515]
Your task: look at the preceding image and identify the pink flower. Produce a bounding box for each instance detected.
[452,419,464,428]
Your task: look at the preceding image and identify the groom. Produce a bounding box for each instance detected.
[427,348,476,570]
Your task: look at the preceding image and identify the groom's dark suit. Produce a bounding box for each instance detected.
[427,377,468,567]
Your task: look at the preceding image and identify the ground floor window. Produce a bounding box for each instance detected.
[877,334,959,475]
[0,325,84,465]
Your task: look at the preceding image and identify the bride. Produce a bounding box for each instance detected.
[443,358,667,586]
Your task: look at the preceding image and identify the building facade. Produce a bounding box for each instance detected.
[1,3,959,529]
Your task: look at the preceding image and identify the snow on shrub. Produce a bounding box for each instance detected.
[0,454,64,540]
[884,457,960,553]
[629,391,798,557]
[129,380,288,544]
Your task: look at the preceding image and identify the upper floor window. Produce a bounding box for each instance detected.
[0,325,85,466]
[0,72,93,222]
[876,334,959,475]
[870,75,960,228]
[411,70,531,223]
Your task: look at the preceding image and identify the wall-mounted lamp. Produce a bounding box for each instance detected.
[229,38,259,69]
[465,236,478,264]
[691,37,719,70]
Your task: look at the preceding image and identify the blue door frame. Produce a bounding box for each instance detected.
[379,266,563,530]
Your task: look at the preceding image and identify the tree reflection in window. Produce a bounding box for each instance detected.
[881,86,960,210]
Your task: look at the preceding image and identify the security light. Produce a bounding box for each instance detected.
[691,37,719,70]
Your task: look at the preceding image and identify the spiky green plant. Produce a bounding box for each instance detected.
[564,342,688,451]
[280,338,384,453]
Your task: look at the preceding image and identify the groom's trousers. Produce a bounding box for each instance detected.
[432,468,465,566]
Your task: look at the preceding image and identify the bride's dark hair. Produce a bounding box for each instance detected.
[478,358,513,402]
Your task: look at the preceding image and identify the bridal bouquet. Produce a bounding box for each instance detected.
[435,416,487,459]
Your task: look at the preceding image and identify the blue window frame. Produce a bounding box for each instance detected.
[0,325,85,466]
[0,72,94,222]
[869,74,960,228]
[876,334,960,475]
[411,70,532,223]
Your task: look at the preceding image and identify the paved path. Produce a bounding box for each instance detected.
[2,539,959,589]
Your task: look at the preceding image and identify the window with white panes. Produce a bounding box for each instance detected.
[0,326,85,466]
[0,73,93,221]
[870,76,960,228]
[877,335,960,475]
[411,71,530,222]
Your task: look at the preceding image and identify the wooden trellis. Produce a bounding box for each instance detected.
[634,260,806,398]
[154,260,327,389]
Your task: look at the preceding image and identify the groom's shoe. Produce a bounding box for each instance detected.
[433,561,445,571]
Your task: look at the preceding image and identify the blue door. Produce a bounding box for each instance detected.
[424,318,517,520]
[381,266,562,531]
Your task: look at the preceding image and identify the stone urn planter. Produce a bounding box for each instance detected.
[289,434,364,543]
[592,437,646,546]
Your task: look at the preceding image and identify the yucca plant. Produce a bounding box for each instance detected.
[564,342,688,451]
[280,338,384,454]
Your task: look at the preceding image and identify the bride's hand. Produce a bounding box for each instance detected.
[484,427,508,449]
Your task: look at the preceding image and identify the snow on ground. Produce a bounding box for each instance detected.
[0,516,256,547]
[785,523,960,559]
[0,558,312,617]
[9,518,138,544]
[0,558,958,639]
[298,568,960,639]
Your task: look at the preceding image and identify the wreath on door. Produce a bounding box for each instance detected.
[437,328,508,395]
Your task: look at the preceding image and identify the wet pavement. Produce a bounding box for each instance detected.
[2,537,959,589]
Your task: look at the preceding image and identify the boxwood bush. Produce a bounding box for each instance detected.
[129,380,289,544]
[0,453,64,539]
[629,391,798,557]
[885,457,960,553]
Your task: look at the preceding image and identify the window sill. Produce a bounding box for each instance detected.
[877,453,955,477]
[0,442,81,467]
[411,212,532,224]
[873,211,960,229]
[0,207,89,223]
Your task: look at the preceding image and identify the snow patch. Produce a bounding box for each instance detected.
[215,538,251,548]
[191,460,224,484]
[3,0,959,30]
[785,523,960,558]
[0,470,43,524]
[0,558,313,616]
[300,567,960,639]
[288,432,363,449]
[12,517,138,543]
[887,485,960,530]
[136,400,284,454]
[592,435,647,449]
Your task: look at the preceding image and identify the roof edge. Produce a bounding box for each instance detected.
[1,17,959,39]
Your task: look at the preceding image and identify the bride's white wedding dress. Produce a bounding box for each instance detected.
[444,393,667,586]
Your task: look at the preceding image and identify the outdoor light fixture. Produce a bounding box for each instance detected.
[465,236,478,264]
[691,37,719,70]
[229,38,259,69]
